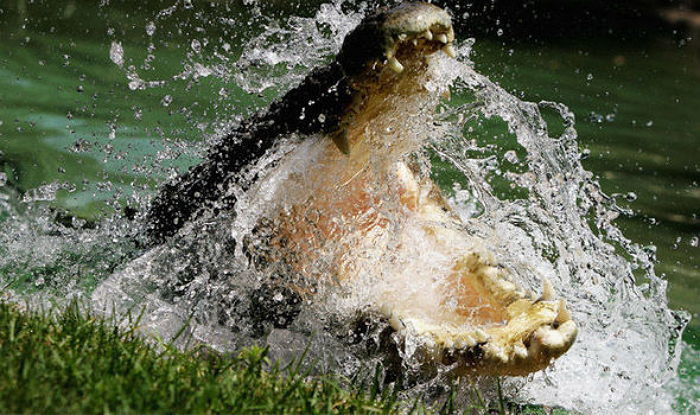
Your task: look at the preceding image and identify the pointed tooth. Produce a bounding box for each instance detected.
[541,278,555,301]
[442,338,454,349]
[422,30,433,40]
[331,130,350,155]
[514,342,528,359]
[388,314,404,331]
[443,44,456,58]
[556,299,572,323]
[474,328,489,343]
[388,57,404,73]
[412,39,419,46]
[463,335,476,347]
[436,33,448,44]
[493,346,508,363]
[398,33,407,41]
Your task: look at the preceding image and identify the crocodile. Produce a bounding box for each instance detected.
[143,2,577,376]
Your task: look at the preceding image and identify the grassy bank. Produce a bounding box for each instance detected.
[0,300,564,414]
[0,301,400,414]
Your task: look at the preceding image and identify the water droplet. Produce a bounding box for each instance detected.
[672,237,682,250]
[586,73,594,81]
[191,39,202,54]
[161,95,173,107]
[690,237,699,247]
[109,41,124,67]
[625,192,637,202]
[504,150,519,164]
[588,112,604,123]
[145,21,156,36]
[496,28,504,37]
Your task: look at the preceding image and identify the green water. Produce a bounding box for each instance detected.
[0,0,698,406]
[472,39,700,326]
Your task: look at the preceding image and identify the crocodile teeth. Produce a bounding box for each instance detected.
[436,33,448,44]
[331,130,350,155]
[491,345,509,363]
[443,44,456,58]
[422,30,433,40]
[388,57,404,73]
[455,335,475,349]
[556,299,572,323]
[514,342,529,359]
[474,328,490,343]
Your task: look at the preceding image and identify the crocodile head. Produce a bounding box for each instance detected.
[309,2,579,377]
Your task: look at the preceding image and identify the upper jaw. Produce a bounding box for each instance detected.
[381,2,456,73]
[385,275,578,377]
[336,2,456,77]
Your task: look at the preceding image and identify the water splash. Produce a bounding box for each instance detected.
[434,51,688,413]
[0,1,694,414]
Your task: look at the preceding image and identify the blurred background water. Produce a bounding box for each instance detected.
[0,0,698,411]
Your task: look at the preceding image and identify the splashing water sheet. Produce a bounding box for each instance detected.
[0,1,696,414]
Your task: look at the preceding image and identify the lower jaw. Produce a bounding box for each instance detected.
[375,286,577,377]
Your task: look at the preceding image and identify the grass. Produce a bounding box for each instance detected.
[0,300,568,414]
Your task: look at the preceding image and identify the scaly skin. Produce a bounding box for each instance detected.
[147,2,577,377]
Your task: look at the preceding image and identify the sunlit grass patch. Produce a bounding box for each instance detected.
[0,300,569,414]
[0,300,403,414]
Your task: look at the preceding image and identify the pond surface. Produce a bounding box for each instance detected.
[0,0,698,412]
[472,37,700,329]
